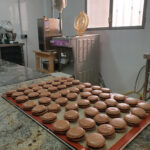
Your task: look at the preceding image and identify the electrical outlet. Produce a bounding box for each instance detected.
[21,34,28,39]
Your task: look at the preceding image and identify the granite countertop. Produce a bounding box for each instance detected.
[0,60,150,150]
[0,76,150,150]
[0,59,48,87]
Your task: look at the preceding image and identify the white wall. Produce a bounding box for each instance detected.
[0,0,43,68]
[44,0,150,94]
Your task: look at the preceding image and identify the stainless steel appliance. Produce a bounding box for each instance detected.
[37,18,62,51]
[50,34,100,84]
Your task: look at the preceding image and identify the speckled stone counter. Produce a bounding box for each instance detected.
[0,59,48,86]
[0,75,150,150]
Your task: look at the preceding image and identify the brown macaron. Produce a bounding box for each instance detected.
[28,92,39,99]
[53,120,70,134]
[117,103,130,113]
[52,81,61,86]
[114,94,126,103]
[24,89,33,95]
[94,101,107,112]
[64,110,79,122]
[12,92,24,99]
[15,95,28,103]
[92,85,101,90]
[38,82,46,86]
[124,114,141,126]
[66,93,78,101]
[46,80,52,84]
[32,105,47,116]
[60,89,70,97]
[137,102,150,113]
[53,77,61,82]
[94,114,110,125]
[23,100,36,111]
[66,126,85,142]
[48,86,58,93]
[83,82,92,88]
[88,95,99,103]
[131,107,147,119]
[39,92,51,97]
[17,87,28,92]
[77,99,90,108]
[37,89,48,94]
[32,86,42,92]
[84,107,99,118]
[77,84,85,92]
[83,88,93,92]
[70,87,80,93]
[57,84,66,90]
[97,124,115,138]
[28,84,38,89]
[99,93,111,100]
[92,90,102,96]
[67,78,74,82]
[55,97,68,106]
[41,112,57,124]
[39,97,51,106]
[48,103,61,113]
[80,92,92,99]
[51,92,62,101]
[6,89,16,96]
[43,84,51,89]
[101,88,111,93]
[110,118,127,133]
[106,107,120,118]
[86,133,106,150]
[125,97,138,107]
[64,81,72,87]
[60,76,68,80]
[79,118,95,131]
[60,79,67,84]
[65,103,78,111]
[72,79,80,85]
[105,98,117,107]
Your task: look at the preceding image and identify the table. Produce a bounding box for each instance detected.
[143,54,150,100]
[0,59,48,87]
[0,43,24,65]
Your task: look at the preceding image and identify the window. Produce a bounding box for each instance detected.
[86,0,147,29]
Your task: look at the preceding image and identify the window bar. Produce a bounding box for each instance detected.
[142,0,147,27]
[130,0,134,26]
[109,0,113,28]
[139,0,143,25]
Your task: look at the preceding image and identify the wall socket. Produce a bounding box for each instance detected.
[21,34,28,39]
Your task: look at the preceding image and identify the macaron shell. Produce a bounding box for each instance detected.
[79,118,95,130]
[131,107,147,118]
[86,133,105,148]
[66,126,85,139]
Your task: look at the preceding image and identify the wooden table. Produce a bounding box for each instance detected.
[143,53,150,100]
[34,50,57,73]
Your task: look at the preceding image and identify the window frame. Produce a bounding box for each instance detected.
[85,0,147,30]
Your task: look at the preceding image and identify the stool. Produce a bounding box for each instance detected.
[34,50,57,73]
[143,53,150,100]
